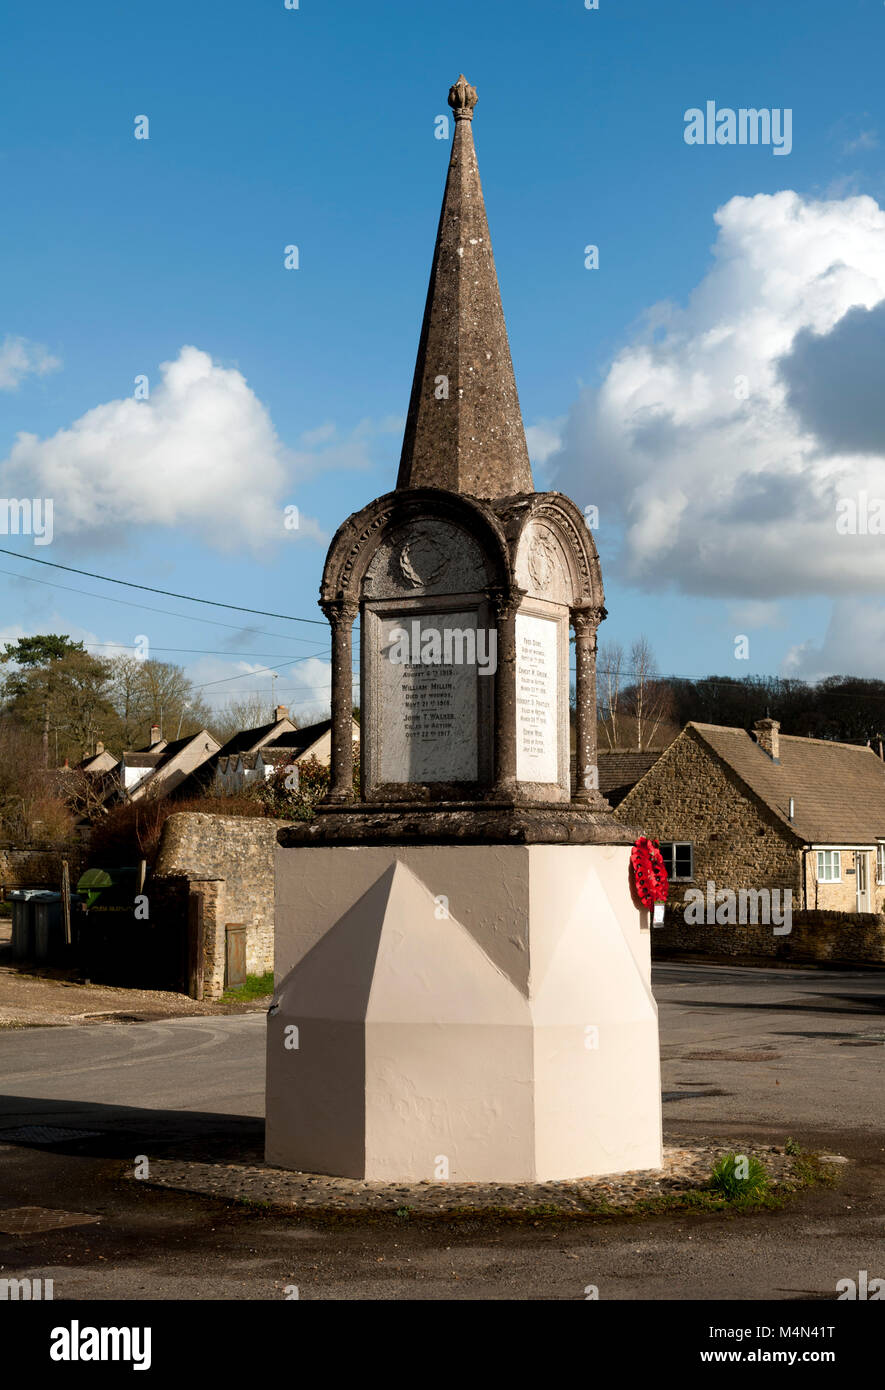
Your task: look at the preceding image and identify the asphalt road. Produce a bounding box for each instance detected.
[0,962,883,1300]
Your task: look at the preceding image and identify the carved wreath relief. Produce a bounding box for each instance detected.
[398,528,451,588]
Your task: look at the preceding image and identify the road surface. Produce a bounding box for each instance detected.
[0,962,882,1299]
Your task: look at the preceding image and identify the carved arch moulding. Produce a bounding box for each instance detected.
[320,488,514,606]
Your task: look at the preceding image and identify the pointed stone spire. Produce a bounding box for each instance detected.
[396,76,534,499]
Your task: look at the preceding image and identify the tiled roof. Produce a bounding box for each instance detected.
[568,750,664,804]
[259,747,294,765]
[690,723,885,843]
[266,719,334,754]
[216,718,293,759]
[596,752,664,807]
[171,717,296,799]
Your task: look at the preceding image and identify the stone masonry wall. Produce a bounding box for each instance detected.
[652,906,885,966]
[0,843,89,894]
[614,727,802,896]
[153,813,292,986]
[614,729,885,965]
[192,878,226,1000]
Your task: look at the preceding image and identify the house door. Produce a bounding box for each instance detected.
[855,851,870,912]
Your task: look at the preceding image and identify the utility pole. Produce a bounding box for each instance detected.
[176,701,191,739]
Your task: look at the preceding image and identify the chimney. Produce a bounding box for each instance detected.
[274,705,289,723]
[95,740,104,755]
[754,717,780,763]
[150,724,160,745]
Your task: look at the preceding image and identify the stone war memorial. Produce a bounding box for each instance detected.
[265,76,662,1182]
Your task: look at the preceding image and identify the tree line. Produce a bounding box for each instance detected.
[0,634,288,767]
[596,637,885,750]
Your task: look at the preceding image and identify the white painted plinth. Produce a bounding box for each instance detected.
[265,843,662,1182]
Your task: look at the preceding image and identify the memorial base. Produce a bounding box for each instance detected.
[266,842,662,1182]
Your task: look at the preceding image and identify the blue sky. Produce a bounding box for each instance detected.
[2,0,885,723]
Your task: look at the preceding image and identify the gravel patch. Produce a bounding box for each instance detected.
[135,1141,811,1215]
[0,964,268,1028]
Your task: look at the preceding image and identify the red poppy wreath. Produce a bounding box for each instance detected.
[630,836,669,909]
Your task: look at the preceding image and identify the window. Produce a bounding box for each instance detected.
[659,842,693,881]
[877,843,885,886]
[816,850,842,883]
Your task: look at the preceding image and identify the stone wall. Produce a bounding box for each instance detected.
[614,727,802,895]
[191,878,226,1000]
[0,843,89,894]
[153,813,290,990]
[652,904,885,966]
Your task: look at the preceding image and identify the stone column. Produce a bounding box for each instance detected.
[491,590,519,800]
[322,599,358,803]
[572,605,603,803]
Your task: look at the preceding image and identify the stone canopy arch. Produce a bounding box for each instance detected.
[320,488,513,607]
[504,492,605,613]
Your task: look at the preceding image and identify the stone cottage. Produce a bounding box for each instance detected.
[120,728,220,801]
[616,719,885,923]
[174,705,297,799]
[215,717,361,795]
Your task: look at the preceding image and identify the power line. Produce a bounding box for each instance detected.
[0,565,322,644]
[192,657,313,691]
[83,642,329,659]
[0,546,327,625]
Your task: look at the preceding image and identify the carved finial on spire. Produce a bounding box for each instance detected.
[448,74,477,121]
[397,71,533,498]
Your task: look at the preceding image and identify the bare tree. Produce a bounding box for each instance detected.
[108,657,213,747]
[211,694,276,746]
[597,641,624,750]
[624,636,673,751]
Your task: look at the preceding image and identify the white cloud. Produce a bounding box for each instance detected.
[728,600,785,630]
[552,190,885,598]
[288,415,402,482]
[189,653,333,723]
[843,129,878,156]
[0,346,335,549]
[525,417,566,467]
[0,335,61,390]
[782,601,885,681]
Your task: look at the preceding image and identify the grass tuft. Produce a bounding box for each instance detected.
[222,971,274,1002]
[709,1152,770,1202]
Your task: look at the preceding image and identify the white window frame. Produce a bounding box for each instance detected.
[816,849,842,883]
[660,841,694,882]
[877,842,885,886]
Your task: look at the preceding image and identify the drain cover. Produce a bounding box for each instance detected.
[0,1206,102,1234]
[0,1126,102,1145]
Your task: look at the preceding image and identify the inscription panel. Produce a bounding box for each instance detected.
[515,612,558,783]
[377,611,479,783]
